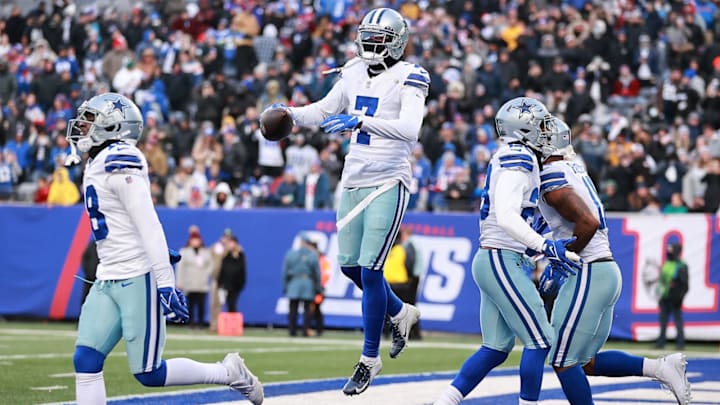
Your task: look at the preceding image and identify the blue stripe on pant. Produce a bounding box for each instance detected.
[550,261,622,368]
[472,249,553,350]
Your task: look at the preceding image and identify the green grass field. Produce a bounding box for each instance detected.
[0,321,715,404]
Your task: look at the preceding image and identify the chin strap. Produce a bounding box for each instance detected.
[65,141,82,166]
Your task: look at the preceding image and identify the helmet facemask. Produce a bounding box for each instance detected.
[67,106,99,153]
[354,8,409,68]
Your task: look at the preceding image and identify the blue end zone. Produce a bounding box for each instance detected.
[105,358,716,404]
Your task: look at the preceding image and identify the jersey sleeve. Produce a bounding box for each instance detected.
[103,144,145,174]
[495,147,537,173]
[540,165,571,196]
[402,65,431,97]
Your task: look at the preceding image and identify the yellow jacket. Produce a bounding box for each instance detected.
[384,244,408,284]
[47,167,80,206]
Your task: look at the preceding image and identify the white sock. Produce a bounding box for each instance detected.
[164,358,229,386]
[390,303,408,322]
[642,358,661,377]
[76,371,106,405]
[434,385,463,405]
[360,355,380,366]
[519,399,538,405]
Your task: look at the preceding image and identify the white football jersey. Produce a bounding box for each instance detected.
[290,58,430,189]
[479,143,541,252]
[538,160,612,262]
[82,142,159,280]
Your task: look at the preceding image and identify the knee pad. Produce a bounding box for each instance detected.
[73,345,105,373]
[134,360,167,387]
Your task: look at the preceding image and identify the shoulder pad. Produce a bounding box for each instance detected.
[496,146,536,172]
[104,145,144,173]
[540,165,570,193]
[403,64,431,94]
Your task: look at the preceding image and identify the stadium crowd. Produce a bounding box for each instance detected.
[1,0,720,214]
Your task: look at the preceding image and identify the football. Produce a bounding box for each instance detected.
[260,107,293,141]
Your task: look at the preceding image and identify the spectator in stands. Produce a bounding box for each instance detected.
[177,227,213,328]
[46,164,79,206]
[445,167,473,212]
[701,157,720,212]
[0,150,18,200]
[209,182,236,210]
[656,241,689,350]
[298,160,330,211]
[217,230,247,314]
[165,157,206,208]
[283,234,321,337]
[273,167,300,208]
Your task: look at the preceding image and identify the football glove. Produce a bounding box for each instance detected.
[542,237,582,276]
[158,287,189,323]
[319,114,362,134]
[168,249,181,266]
[538,261,568,297]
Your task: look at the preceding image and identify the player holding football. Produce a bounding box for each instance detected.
[67,93,263,405]
[534,118,691,405]
[264,7,423,395]
[434,97,582,405]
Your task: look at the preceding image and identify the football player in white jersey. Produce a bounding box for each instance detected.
[67,93,263,405]
[434,97,582,405]
[534,118,691,405]
[268,7,423,395]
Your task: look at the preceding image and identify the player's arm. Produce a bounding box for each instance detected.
[493,169,546,252]
[107,171,175,289]
[359,86,426,142]
[543,187,600,253]
[288,79,348,126]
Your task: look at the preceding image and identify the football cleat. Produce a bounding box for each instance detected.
[222,353,264,405]
[390,304,421,358]
[653,353,691,405]
[342,358,382,396]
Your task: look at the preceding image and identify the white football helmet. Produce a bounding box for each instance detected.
[66,92,144,154]
[543,117,576,158]
[355,8,409,65]
[495,97,554,156]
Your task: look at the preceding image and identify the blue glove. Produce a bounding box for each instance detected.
[538,262,567,297]
[158,287,189,323]
[542,237,582,276]
[319,114,362,134]
[168,249,181,266]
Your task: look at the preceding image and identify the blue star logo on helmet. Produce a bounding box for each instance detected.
[110,98,127,117]
[511,100,533,115]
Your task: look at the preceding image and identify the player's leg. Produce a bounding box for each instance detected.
[342,183,409,395]
[578,263,691,404]
[478,249,554,404]
[337,189,407,326]
[74,281,123,405]
[118,273,263,404]
[434,252,514,405]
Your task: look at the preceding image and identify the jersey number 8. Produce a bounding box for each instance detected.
[85,185,109,241]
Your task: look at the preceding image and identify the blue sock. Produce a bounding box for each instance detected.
[361,267,387,358]
[451,346,508,396]
[341,266,362,289]
[519,347,549,401]
[385,280,404,317]
[592,350,644,377]
[557,365,593,405]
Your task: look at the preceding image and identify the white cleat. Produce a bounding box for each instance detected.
[390,304,421,358]
[653,353,691,405]
[223,353,264,405]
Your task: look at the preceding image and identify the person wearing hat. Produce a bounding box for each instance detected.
[176,227,213,328]
[282,234,322,337]
[656,241,689,350]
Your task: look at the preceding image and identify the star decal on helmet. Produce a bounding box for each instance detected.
[110,98,127,117]
[511,100,533,115]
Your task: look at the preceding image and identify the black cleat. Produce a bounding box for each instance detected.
[342,359,382,396]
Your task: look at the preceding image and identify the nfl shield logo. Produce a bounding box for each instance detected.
[125,176,133,184]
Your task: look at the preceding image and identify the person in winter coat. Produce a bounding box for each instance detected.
[176,227,213,327]
[282,234,322,337]
[218,234,247,313]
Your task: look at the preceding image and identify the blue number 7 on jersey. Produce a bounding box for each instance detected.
[355,96,378,145]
